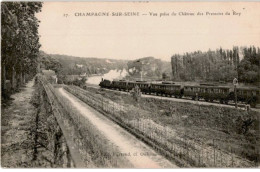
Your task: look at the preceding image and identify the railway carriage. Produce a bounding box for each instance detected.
[150,83,182,97]
[99,79,259,107]
[118,80,128,91]
[111,80,128,91]
[127,81,137,91]
[135,82,150,94]
[150,83,164,95]
[111,80,119,90]
[183,86,199,100]
[236,88,259,107]
[184,86,230,103]
[212,87,231,103]
[164,84,182,97]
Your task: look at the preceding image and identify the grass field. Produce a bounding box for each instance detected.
[78,86,260,167]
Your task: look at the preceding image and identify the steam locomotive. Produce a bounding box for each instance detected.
[99,79,260,107]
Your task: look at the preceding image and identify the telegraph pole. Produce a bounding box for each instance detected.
[233,78,238,108]
[235,85,237,108]
[141,65,143,81]
[136,60,143,81]
[140,61,143,81]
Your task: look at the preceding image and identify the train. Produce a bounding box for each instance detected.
[99,79,260,107]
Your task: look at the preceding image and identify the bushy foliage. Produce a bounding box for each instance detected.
[171,46,259,84]
[39,51,62,73]
[238,47,260,83]
[66,77,88,88]
[130,85,142,102]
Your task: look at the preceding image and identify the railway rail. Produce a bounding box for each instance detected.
[98,79,259,108]
[85,83,260,112]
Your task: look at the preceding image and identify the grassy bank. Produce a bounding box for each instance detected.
[80,86,259,167]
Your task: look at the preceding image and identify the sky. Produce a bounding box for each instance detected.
[36,2,260,61]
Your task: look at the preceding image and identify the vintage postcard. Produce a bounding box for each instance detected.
[1,1,260,168]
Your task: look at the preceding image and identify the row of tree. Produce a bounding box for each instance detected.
[1,2,42,98]
[171,46,260,84]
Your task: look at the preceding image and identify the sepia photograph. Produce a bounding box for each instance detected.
[1,1,260,168]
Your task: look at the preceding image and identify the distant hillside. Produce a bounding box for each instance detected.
[39,51,61,73]
[49,54,128,75]
[127,57,172,80]
[39,52,172,80]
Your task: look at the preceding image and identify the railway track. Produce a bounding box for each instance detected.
[85,84,260,112]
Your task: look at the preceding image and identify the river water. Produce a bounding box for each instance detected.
[86,69,128,85]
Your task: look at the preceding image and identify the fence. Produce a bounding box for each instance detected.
[64,85,257,168]
[39,75,130,167]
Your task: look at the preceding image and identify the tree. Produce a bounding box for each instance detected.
[131,85,141,102]
[170,46,259,84]
[39,51,62,73]
[1,2,42,96]
[238,47,260,84]
[162,72,168,80]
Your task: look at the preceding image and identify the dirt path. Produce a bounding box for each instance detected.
[1,80,36,167]
[58,87,177,168]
